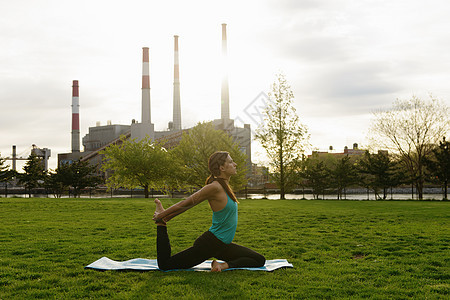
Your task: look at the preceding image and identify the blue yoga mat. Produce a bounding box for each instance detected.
[85,257,293,272]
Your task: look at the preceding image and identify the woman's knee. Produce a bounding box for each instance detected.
[255,253,266,267]
[157,261,171,271]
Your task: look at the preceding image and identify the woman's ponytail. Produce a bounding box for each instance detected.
[205,173,215,185]
[215,178,239,203]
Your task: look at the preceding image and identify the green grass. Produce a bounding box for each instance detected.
[0,198,449,299]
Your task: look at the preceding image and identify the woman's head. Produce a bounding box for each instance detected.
[206,151,238,202]
[208,151,235,177]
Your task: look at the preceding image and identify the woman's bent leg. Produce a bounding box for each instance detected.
[216,243,265,269]
[157,228,218,271]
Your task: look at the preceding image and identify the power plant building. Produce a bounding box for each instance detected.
[83,123,131,151]
[58,24,252,176]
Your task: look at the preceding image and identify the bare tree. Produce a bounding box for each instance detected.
[369,95,450,199]
[255,73,309,199]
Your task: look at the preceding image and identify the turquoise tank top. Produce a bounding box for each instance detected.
[208,194,238,244]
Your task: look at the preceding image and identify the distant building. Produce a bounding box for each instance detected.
[309,143,366,160]
[342,143,366,156]
[213,119,251,174]
[58,25,253,181]
[82,123,131,152]
[249,163,269,187]
[65,120,251,176]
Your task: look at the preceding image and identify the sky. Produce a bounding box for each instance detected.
[1,0,450,171]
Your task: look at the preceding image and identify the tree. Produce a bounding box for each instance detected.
[300,156,329,199]
[0,156,7,177]
[100,136,179,198]
[44,165,69,198]
[173,122,248,190]
[66,160,103,197]
[0,155,12,182]
[255,73,309,199]
[369,95,450,199]
[329,156,358,200]
[44,160,102,198]
[424,137,450,200]
[357,151,403,200]
[0,155,16,196]
[18,153,46,197]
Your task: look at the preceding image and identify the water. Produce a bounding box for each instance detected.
[246,193,445,200]
[2,190,445,201]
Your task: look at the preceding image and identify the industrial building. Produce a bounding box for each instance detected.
[83,123,131,152]
[58,24,252,175]
[309,143,367,160]
[4,144,51,172]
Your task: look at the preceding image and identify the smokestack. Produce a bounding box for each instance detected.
[71,80,80,152]
[131,47,155,142]
[172,35,181,131]
[142,47,151,124]
[12,145,17,171]
[221,23,230,120]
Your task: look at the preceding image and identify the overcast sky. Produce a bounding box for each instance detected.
[1,0,450,170]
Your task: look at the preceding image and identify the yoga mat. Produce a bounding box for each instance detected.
[85,257,293,272]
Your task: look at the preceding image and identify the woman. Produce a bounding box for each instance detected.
[152,151,265,272]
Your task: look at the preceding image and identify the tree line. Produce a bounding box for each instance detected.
[0,154,102,198]
[297,142,449,200]
[0,122,248,198]
[2,118,447,201]
[255,73,449,200]
[1,74,449,200]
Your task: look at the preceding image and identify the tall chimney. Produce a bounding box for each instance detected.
[172,35,181,130]
[142,47,151,124]
[12,145,17,171]
[71,80,80,152]
[221,23,230,120]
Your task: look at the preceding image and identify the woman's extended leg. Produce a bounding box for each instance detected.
[215,243,265,269]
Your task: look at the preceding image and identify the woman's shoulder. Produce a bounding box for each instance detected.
[204,181,228,208]
[205,181,222,191]
[200,181,226,199]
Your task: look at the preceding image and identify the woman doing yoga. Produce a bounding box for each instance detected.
[152,151,265,272]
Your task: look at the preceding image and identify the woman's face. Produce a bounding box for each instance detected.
[220,155,237,175]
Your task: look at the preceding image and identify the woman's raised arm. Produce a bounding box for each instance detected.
[153,183,219,223]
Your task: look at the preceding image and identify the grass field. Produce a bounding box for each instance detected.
[0,197,449,299]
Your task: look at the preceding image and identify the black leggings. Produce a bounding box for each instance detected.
[157,226,265,271]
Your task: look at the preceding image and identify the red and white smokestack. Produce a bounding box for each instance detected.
[221,23,230,120]
[142,47,151,124]
[71,80,80,152]
[172,35,181,131]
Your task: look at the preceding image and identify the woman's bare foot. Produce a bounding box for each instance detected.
[153,199,166,226]
[211,260,229,272]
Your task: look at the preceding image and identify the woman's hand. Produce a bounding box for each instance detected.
[152,212,160,222]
